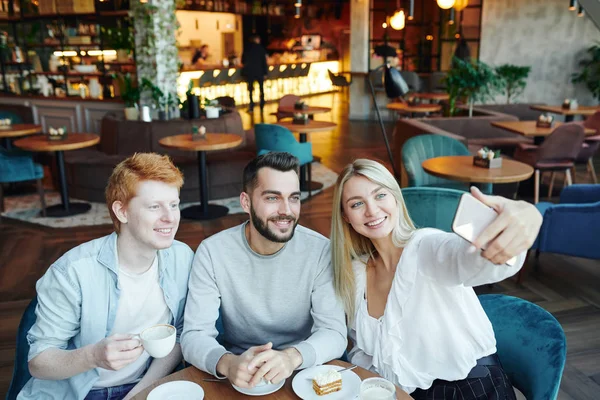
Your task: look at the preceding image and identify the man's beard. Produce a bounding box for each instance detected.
[250,205,298,243]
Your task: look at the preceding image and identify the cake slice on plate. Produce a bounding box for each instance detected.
[312,368,342,396]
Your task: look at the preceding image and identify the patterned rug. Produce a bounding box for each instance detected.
[1,163,338,229]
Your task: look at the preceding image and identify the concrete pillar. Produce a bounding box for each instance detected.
[349,0,371,120]
[349,0,394,120]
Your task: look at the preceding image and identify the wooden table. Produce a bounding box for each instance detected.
[530,105,600,122]
[159,133,243,220]
[14,133,100,217]
[275,120,337,192]
[491,120,596,145]
[0,123,42,149]
[422,156,534,185]
[131,360,413,400]
[387,102,442,117]
[411,92,449,102]
[277,105,331,116]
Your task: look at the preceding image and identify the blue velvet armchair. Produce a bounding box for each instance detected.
[254,123,314,195]
[402,187,464,232]
[402,134,492,194]
[0,148,46,216]
[533,184,600,259]
[479,294,566,400]
[6,297,37,400]
[402,134,471,190]
[0,110,23,124]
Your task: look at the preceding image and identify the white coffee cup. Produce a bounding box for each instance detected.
[138,324,176,359]
[359,377,396,400]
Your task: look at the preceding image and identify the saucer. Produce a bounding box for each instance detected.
[292,365,361,399]
[147,380,204,400]
[232,379,285,396]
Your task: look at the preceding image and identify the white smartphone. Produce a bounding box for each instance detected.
[452,193,517,266]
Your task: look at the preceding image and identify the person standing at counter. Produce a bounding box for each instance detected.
[242,35,268,112]
[192,44,210,65]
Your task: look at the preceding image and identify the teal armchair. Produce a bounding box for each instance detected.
[402,134,471,190]
[0,148,46,216]
[0,110,23,124]
[479,294,566,400]
[254,123,314,195]
[402,134,493,193]
[402,187,463,232]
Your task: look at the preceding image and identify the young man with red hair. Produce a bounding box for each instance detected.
[19,153,194,400]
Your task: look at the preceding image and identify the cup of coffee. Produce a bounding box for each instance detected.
[138,324,176,359]
[359,377,396,400]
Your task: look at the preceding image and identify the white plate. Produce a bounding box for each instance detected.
[292,365,361,400]
[147,380,204,400]
[232,378,285,396]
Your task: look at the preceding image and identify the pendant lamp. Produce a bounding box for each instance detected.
[437,0,456,10]
[390,9,406,30]
[454,0,468,11]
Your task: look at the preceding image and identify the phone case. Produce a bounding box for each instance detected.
[452,193,517,266]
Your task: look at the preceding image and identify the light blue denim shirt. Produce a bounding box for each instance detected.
[18,232,194,400]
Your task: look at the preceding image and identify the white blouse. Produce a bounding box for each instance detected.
[347,228,525,394]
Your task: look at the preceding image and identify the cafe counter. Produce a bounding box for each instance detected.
[178,60,340,106]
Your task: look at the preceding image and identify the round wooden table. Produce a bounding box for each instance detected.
[159,133,243,220]
[14,133,100,217]
[387,102,442,117]
[0,123,42,149]
[131,360,413,400]
[275,120,337,192]
[277,105,331,116]
[422,156,534,185]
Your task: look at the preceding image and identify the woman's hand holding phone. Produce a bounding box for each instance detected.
[469,187,543,265]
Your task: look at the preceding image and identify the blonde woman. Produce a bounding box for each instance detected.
[331,159,542,400]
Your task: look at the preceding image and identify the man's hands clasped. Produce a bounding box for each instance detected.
[217,342,303,389]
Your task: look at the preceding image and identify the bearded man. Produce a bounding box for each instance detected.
[181,152,347,388]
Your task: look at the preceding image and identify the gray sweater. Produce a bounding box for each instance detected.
[181,222,347,377]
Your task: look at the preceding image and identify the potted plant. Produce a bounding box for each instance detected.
[495,64,531,104]
[113,73,140,120]
[101,23,134,62]
[572,44,600,102]
[444,57,498,117]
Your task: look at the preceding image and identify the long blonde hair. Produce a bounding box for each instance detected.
[330,159,417,321]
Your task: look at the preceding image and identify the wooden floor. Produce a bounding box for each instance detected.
[1,93,599,399]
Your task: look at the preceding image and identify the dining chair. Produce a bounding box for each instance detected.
[6,297,37,400]
[401,187,464,232]
[254,123,314,196]
[399,71,422,93]
[272,94,301,121]
[576,111,600,183]
[479,294,566,400]
[0,148,46,216]
[328,69,352,111]
[513,123,586,204]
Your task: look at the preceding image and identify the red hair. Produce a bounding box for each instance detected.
[106,153,184,233]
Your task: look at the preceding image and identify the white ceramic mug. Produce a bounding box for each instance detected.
[359,377,396,400]
[138,324,176,359]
